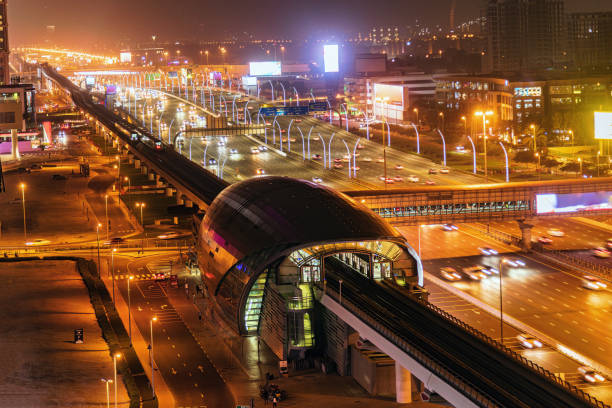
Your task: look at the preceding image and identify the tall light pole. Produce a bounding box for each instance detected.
[113,353,121,408]
[597,150,601,177]
[150,316,157,400]
[20,183,26,242]
[461,115,467,135]
[535,153,541,181]
[475,110,494,181]
[530,124,537,153]
[413,108,419,126]
[578,157,583,176]
[128,276,134,341]
[101,379,113,408]
[136,202,145,225]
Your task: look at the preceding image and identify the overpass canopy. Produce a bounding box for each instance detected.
[196,176,421,334]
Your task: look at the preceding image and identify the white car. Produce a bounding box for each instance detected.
[505,258,526,267]
[478,247,498,255]
[157,232,180,240]
[407,175,419,183]
[582,275,607,290]
[516,333,543,349]
[593,247,610,258]
[462,266,488,281]
[25,239,51,246]
[439,168,450,174]
[547,228,565,237]
[578,366,606,383]
[440,267,462,281]
[312,177,323,183]
[362,157,372,162]
[250,147,260,154]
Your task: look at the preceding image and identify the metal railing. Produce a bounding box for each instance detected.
[533,248,612,279]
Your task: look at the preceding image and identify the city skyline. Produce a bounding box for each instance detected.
[10,0,611,47]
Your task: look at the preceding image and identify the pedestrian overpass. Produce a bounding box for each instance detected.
[345,178,612,226]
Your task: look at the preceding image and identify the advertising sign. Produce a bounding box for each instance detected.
[85,76,96,86]
[324,44,340,73]
[249,61,282,77]
[167,71,178,78]
[119,52,132,63]
[242,76,257,86]
[514,87,542,97]
[536,192,612,214]
[594,112,612,140]
[105,85,117,95]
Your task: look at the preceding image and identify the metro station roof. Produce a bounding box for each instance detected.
[202,176,404,263]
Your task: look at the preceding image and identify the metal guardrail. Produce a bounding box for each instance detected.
[0,238,194,254]
[534,248,612,278]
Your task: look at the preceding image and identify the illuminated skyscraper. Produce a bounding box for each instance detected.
[0,0,8,84]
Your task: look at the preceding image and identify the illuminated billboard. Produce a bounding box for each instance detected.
[85,76,96,86]
[167,71,178,78]
[119,52,132,63]
[594,112,612,140]
[249,61,281,77]
[324,44,340,73]
[536,192,612,214]
[514,87,542,97]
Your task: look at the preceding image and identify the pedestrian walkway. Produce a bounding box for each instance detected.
[86,193,135,238]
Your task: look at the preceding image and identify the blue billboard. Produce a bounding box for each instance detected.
[536,191,612,214]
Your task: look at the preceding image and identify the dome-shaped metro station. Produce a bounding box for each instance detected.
[195,176,422,359]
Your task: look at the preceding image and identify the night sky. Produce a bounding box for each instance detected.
[9,0,611,47]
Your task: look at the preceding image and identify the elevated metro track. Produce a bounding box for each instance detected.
[41,63,228,209]
[323,257,609,408]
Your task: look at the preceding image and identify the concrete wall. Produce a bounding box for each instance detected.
[318,303,352,376]
[350,346,396,397]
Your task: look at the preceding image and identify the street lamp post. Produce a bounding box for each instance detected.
[535,153,541,181]
[461,116,467,136]
[498,258,509,344]
[467,136,477,174]
[20,183,26,242]
[113,353,121,408]
[499,142,509,182]
[475,111,494,181]
[530,124,537,153]
[413,108,419,126]
[136,202,146,225]
[578,157,583,176]
[101,379,113,408]
[128,276,134,340]
[597,151,601,177]
[150,316,157,399]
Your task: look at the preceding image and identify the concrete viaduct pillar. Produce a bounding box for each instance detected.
[184,199,193,208]
[165,187,174,197]
[141,165,148,175]
[10,129,19,159]
[517,219,533,250]
[134,159,141,169]
[148,171,155,181]
[176,194,184,206]
[395,364,423,403]
[127,153,134,164]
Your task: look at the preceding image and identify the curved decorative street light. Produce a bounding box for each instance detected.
[466,135,477,174]
[499,141,509,182]
[437,128,447,166]
[341,139,352,178]
[352,137,361,178]
[411,123,420,154]
[327,132,336,169]
[278,82,286,105]
[296,127,306,160]
[293,87,300,106]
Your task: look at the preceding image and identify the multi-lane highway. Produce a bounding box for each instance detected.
[113,85,484,190]
[397,223,612,402]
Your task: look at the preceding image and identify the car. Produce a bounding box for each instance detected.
[384,178,395,184]
[516,333,543,349]
[51,174,67,180]
[229,148,239,155]
[208,158,217,165]
[439,168,450,174]
[407,175,419,183]
[505,258,526,267]
[547,228,565,237]
[462,266,488,281]
[442,224,459,231]
[312,177,323,183]
[440,267,462,281]
[428,168,438,174]
[362,157,372,162]
[250,147,260,154]
[376,157,385,163]
[593,247,611,258]
[217,140,226,147]
[312,154,322,160]
[537,236,553,244]
[578,366,606,383]
[425,180,436,185]
[258,145,268,152]
[333,163,343,169]
[157,232,180,240]
[356,144,365,150]
[478,247,499,255]
[395,164,404,170]
[25,238,51,246]
[334,158,343,163]
[294,119,302,123]
[104,237,126,246]
[256,168,266,175]
[581,275,607,290]
[481,265,499,275]
[30,163,42,170]
[393,176,403,182]
[607,238,612,250]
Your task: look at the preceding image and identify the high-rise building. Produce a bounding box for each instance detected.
[0,0,9,84]
[568,12,612,71]
[484,0,565,73]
